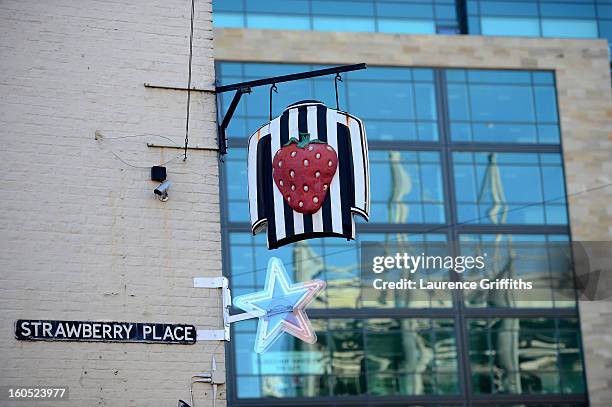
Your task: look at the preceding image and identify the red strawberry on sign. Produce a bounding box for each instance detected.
[272,132,338,214]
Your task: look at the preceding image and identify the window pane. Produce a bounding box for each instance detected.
[459,234,576,308]
[453,152,567,225]
[480,1,539,17]
[247,14,310,30]
[378,18,437,34]
[377,3,435,19]
[214,0,243,12]
[541,19,598,38]
[448,70,559,143]
[540,3,596,19]
[469,318,586,394]
[481,17,540,36]
[348,81,415,119]
[246,0,309,14]
[234,318,458,398]
[312,1,374,16]
[213,12,244,28]
[470,85,535,122]
[370,151,445,225]
[313,16,376,32]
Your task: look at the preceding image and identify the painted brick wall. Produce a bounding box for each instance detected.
[0,1,224,406]
[216,28,612,406]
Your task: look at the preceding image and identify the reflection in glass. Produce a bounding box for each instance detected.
[454,152,567,225]
[460,234,576,309]
[469,318,586,394]
[234,318,458,398]
[229,231,450,310]
[371,151,445,224]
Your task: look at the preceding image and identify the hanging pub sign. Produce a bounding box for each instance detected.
[15,320,197,344]
[247,100,370,249]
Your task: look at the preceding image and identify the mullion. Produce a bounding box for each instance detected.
[435,68,474,405]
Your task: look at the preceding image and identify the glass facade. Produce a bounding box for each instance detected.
[214,0,461,34]
[447,70,560,144]
[213,0,612,60]
[217,62,587,405]
[468,0,609,42]
[469,318,586,394]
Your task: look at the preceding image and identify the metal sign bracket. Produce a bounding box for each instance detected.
[215,63,367,155]
[193,277,231,341]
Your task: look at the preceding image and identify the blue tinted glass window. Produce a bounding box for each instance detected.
[378,18,437,34]
[540,3,596,18]
[480,16,540,36]
[468,0,608,51]
[369,151,445,224]
[471,85,534,121]
[247,14,310,30]
[376,3,435,18]
[215,0,243,12]
[459,233,576,308]
[246,0,310,13]
[313,16,376,32]
[213,0,460,34]
[446,69,559,143]
[453,152,567,225]
[479,2,538,16]
[214,12,244,27]
[312,1,374,15]
[541,19,598,38]
[212,0,612,55]
[468,318,585,394]
[233,316,458,398]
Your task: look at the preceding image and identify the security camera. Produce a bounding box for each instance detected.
[154,180,172,201]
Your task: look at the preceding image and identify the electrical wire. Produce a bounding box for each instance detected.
[229,181,612,278]
[184,0,195,161]
[96,132,184,169]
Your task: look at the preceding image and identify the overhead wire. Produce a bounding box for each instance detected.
[228,181,612,278]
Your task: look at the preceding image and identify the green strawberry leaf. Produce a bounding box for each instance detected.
[284,132,326,148]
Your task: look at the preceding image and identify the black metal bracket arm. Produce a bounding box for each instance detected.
[217,86,251,155]
[215,63,367,155]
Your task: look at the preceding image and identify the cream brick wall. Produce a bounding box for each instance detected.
[215,28,612,406]
[0,1,224,406]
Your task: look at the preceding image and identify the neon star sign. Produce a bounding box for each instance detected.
[231,257,326,353]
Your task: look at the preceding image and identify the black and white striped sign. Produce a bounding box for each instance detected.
[248,100,370,249]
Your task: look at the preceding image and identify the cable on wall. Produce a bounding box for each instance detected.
[95,131,183,169]
[184,0,195,161]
